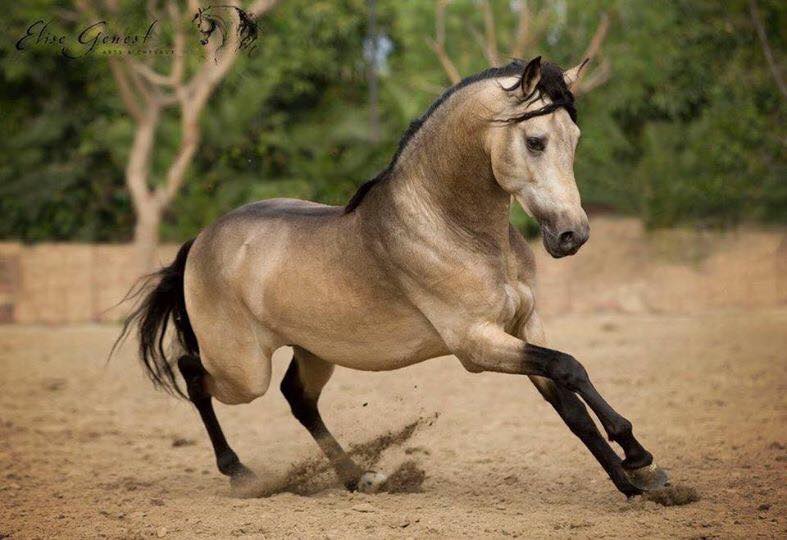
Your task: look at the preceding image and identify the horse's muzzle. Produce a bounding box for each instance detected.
[542,222,590,258]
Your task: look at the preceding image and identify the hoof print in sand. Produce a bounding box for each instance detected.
[642,484,700,507]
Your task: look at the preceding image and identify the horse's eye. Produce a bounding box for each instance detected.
[526,137,545,153]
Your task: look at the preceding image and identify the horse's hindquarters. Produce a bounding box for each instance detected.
[184,253,278,404]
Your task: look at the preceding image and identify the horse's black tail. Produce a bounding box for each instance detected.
[110,239,199,399]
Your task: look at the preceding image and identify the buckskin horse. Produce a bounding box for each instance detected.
[116,57,667,497]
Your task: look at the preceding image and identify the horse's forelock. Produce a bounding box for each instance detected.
[504,60,577,124]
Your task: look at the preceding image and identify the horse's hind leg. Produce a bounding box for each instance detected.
[281,346,385,492]
[177,355,256,486]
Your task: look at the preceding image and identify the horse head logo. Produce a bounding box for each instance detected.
[192,4,259,61]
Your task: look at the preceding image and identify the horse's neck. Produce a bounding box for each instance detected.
[371,114,511,247]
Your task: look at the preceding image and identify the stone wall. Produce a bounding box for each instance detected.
[0,219,784,324]
[0,243,178,324]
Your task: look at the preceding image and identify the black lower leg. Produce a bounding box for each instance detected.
[177,355,252,479]
[539,346,654,471]
[533,378,641,497]
[576,383,653,470]
[280,359,362,490]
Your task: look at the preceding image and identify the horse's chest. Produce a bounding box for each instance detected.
[499,281,535,333]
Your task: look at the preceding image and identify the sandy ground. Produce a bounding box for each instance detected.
[1,309,786,539]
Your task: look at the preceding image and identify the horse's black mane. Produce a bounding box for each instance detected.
[344,59,576,213]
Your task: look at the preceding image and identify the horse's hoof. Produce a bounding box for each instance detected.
[357,471,387,493]
[623,463,668,491]
[229,464,258,490]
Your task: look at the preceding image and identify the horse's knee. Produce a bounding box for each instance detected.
[551,352,589,391]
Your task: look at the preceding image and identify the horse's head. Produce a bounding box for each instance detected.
[488,57,590,258]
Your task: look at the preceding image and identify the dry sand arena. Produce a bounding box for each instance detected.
[1,307,785,538]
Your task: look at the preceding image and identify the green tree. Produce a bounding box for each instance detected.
[1,0,784,246]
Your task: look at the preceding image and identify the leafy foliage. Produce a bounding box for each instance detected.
[1,0,784,242]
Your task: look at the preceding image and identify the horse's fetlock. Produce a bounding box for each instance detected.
[217,450,241,476]
[620,418,633,435]
[612,418,633,441]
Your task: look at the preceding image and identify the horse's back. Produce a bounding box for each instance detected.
[188,198,343,282]
[225,197,343,219]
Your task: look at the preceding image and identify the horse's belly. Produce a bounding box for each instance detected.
[260,285,449,370]
[290,317,448,371]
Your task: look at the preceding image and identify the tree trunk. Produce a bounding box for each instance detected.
[98,1,280,275]
[133,205,161,275]
[124,108,160,275]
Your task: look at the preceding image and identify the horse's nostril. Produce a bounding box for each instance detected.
[559,230,576,245]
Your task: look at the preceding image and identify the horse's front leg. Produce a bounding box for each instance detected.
[518,315,642,496]
[454,323,665,490]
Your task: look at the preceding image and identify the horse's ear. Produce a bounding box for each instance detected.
[563,58,590,90]
[519,56,542,97]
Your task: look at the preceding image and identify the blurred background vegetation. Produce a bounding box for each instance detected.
[1,0,784,244]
